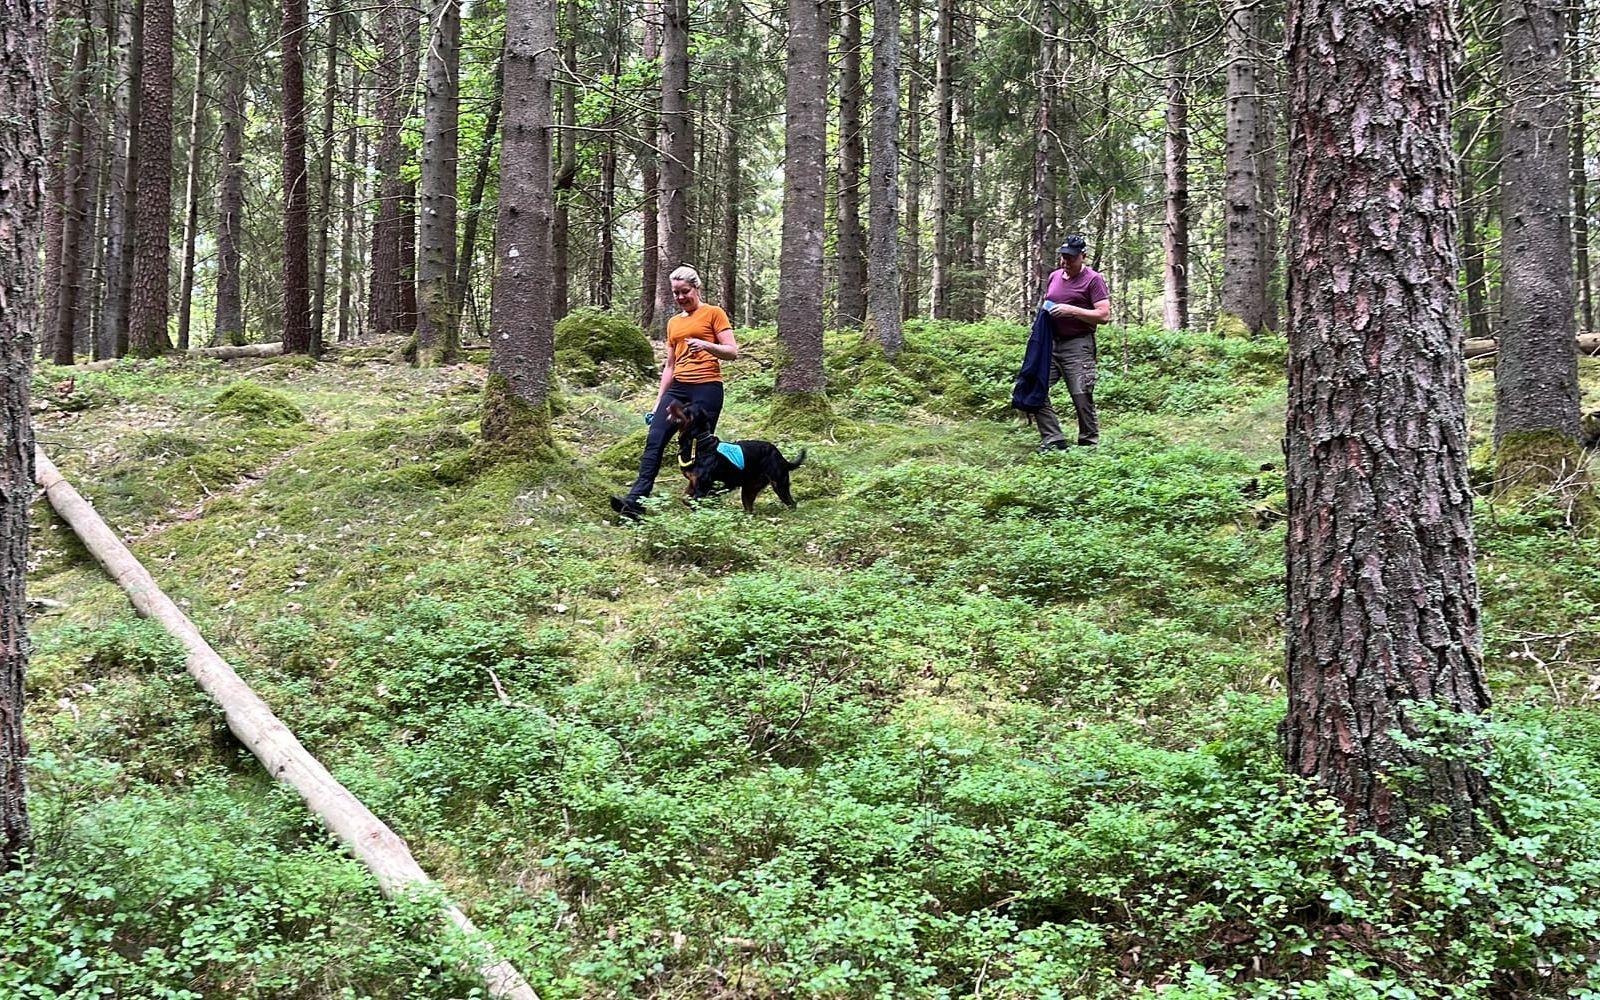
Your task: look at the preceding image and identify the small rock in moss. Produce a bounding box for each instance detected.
[555,308,654,378]
[212,381,306,426]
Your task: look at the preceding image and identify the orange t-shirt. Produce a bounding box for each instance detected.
[666,305,732,384]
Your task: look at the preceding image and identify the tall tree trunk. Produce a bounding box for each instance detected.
[655,0,691,332]
[901,7,920,320]
[1459,118,1492,342]
[1220,0,1266,335]
[73,43,105,358]
[281,0,312,354]
[42,13,66,362]
[368,4,407,338]
[213,0,246,345]
[0,0,47,870]
[311,8,340,356]
[398,16,420,335]
[127,0,175,358]
[338,28,360,342]
[483,0,556,448]
[1030,0,1057,309]
[597,5,618,309]
[97,0,135,358]
[175,0,210,351]
[1495,0,1580,479]
[930,0,952,319]
[52,9,91,365]
[1283,0,1491,852]
[110,0,143,356]
[868,0,903,355]
[1257,19,1281,333]
[416,0,460,365]
[551,0,576,320]
[836,0,866,328]
[1572,2,1592,333]
[715,0,739,316]
[777,0,827,396]
[639,3,658,329]
[1163,15,1189,332]
[455,54,502,324]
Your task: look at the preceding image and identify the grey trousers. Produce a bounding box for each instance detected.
[1035,339,1099,446]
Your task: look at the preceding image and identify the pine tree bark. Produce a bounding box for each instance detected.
[1571,3,1592,333]
[97,0,136,358]
[51,10,91,365]
[368,3,407,338]
[338,21,360,342]
[1257,19,1281,333]
[1495,0,1580,476]
[1029,0,1057,312]
[1220,0,1266,335]
[455,54,501,324]
[416,0,460,365]
[1,0,46,870]
[1163,17,1189,332]
[639,3,658,330]
[901,7,920,320]
[175,0,210,351]
[930,0,952,319]
[1458,118,1492,343]
[777,0,827,395]
[715,0,740,317]
[72,29,105,358]
[836,0,866,328]
[655,0,691,332]
[1283,0,1492,851]
[281,0,312,354]
[483,0,556,447]
[868,0,903,355]
[398,17,420,335]
[311,9,341,356]
[551,0,576,321]
[597,7,618,308]
[127,0,174,357]
[213,0,246,345]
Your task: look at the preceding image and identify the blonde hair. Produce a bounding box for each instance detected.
[669,265,702,288]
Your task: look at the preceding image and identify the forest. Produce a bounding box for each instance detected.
[3,0,1600,995]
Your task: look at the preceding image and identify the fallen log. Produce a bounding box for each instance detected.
[1465,333,1600,359]
[192,343,284,360]
[32,445,537,1000]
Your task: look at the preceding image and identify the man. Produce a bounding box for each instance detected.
[1036,234,1111,450]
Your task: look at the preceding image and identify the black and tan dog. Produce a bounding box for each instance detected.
[665,401,806,512]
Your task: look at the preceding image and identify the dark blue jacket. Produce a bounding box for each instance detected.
[1011,307,1054,413]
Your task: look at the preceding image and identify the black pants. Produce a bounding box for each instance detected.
[626,380,725,499]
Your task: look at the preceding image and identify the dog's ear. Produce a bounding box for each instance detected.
[665,401,687,426]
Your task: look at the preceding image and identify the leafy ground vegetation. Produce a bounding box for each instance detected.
[8,323,1600,999]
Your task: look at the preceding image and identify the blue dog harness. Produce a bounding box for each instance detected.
[716,442,745,470]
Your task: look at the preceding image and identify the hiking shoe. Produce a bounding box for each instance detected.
[1035,441,1069,454]
[609,495,645,521]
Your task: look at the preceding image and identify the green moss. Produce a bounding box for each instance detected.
[1213,312,1253,339]
[597,426,650,474]
[1493,431,1589,494]
[212,381,306,426]
[763,390,838,439]
[477,372,559,462]
[265,353,320,371]
[554,308,653,384]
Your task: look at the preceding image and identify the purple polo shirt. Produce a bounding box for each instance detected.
[1044,265,1110,340]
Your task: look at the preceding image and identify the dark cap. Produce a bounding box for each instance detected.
[1057,235,1087,257]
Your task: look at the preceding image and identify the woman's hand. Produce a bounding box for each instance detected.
[685,338,712,355]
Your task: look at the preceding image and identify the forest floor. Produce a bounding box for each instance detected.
[9,322,1600,999]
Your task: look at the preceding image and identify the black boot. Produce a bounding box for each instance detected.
[609,495,645,521]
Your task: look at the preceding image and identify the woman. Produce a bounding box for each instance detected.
[610,265,740,520]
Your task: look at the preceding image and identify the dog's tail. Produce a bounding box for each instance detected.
[784,448,808,471]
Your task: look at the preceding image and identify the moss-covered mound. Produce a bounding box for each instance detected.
[211,381,305,426]
[554,308,653,386]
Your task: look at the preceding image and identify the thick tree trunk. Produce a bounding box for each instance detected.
[52,11,91,365]
[1283,0,1491,852]
[868,0,903,355]
[776,0,827,395]
[901,7,921,320]
[455,55,502,325]
[72,40,105,359]
[416,0,460,365]
[97,0,136,359]
[551,0,576,321]
[655,0,691,332]
[483,0,556,447]
[1029,1,1057,311]
[1220,0,1266,335]
[311,10,340,356]
[1495,0,1580,478]
[639,5,658,330]
[213,0,246,345]
[110,0,144,357]
[175,0,210,352]
[281,0,312,354]
[930,0,952,319]
[836,0,866,328]
[127,0,175,358]
[1572,4,1592,333]
[1,0,46,870]
[1163,25,1189,332]
[337,46,359,343]
[368,5,407,338]
[398,16,420,335]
